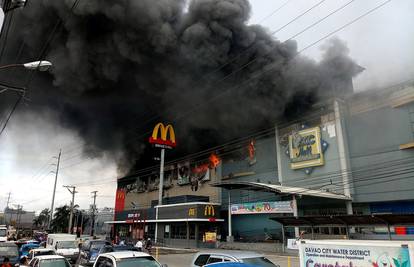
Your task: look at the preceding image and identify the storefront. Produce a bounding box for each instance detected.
[107,202,223,248]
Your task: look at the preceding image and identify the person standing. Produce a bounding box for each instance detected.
[1,258,11,267]
[145,238,152,254]
[135,239,143,252]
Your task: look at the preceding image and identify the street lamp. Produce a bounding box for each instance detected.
[0,60,52,71]
[3,0,28,13]
[0,60,52,94]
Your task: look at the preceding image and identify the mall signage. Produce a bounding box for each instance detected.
[286,126,329,174]
[231,201,293,214]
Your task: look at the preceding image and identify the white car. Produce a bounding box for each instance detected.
[27,255,71,267]
[27,248,56,260]
[92,251,167,267]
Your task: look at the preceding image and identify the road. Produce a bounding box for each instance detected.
[157,252,300,267]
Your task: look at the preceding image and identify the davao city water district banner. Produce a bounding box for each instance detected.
[300,242,411,267]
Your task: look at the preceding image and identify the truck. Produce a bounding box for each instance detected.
[0,225,7,242]
[46,234,79,263]
[299,240,414,267]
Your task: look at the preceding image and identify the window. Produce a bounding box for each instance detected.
[207,257,222,264]
[30,259,38,267]
[164,225,170,238]
[194,255,209,266]
[95,257,107,267]
[57,241,77,249]
[116,257,160,267]
[242,257,277,267]
[170,223,187,239]
[40,259,71,267]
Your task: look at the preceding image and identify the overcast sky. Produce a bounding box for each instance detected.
[1,0,413,214]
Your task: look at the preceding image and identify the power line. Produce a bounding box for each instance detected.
[0,0,82,137]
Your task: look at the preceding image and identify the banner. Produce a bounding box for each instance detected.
[231,201,293,214]
[287,239,299,250]
[300,241,412,267]
[204,232,217,243]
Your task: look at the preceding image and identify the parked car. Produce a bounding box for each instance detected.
[0,242,19,266]
[26,255,71,267]
[27,248,56,260]
[79,240,111,265]
[92,251,167,267]
[191,250,279,267]
[19,243,40,258]
[112,245,139,252]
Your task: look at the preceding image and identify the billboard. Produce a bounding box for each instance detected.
[288,126,324,170]
[231,201,293,214]
[300,241,412,267]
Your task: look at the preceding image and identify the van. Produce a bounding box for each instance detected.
[46,234,79,263]
[0,226,7,242]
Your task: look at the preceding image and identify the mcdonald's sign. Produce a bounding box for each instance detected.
[204,205,215,217]
[114,189,125,212]
[188,207,196,217]
[149,123,177,149]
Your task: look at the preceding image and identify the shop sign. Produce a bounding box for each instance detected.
[287,239,299,250]
[204,232,217,243]
[300,242,412,267]
[288,127,324,170]
[231,201,293,214]
[188,208,197,217]
[149,122,176,149]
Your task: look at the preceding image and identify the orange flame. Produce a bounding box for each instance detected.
[209,153,221,168]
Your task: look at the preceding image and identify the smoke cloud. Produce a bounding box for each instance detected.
[1,0,361,174]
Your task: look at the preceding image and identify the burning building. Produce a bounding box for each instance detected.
[111,80,414,249]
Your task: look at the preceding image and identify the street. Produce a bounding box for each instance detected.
[157,252,300,267]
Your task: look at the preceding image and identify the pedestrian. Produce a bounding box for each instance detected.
[119,239,125,245]
[20,256,29,266]
[135,239,143,252]
[145,238,152,254]
[1,257,11,267]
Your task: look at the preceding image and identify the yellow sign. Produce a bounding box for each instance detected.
[149,123,176,148]
[188,208,196,217]
[288,127,324,169]
[204,205,215,216]
[204,232,217,243]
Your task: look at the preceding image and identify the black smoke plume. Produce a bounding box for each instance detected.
[1,0,361,174]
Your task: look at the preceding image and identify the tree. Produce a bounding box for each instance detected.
[50,205,70,233]
[33,208,50,229]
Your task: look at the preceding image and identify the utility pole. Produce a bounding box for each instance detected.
[90,191,97,236]
[5,192,10,209]
[63,185,77,234]
[48,149,61,230]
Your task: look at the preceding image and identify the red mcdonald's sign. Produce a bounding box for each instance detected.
[149,123,176,149]
[114,189,125,212]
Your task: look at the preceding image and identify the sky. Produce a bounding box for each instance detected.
[0,0,413,213]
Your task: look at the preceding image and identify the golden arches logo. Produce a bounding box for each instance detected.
[204,205,215,217]
[149,123,176,148]
[116,191,125,199]
[188,208,196,217]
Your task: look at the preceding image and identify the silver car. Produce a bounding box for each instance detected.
[191,250,279,267]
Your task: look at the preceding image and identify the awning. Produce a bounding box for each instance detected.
[211,181,351,200]
[105,218,225,224]
[270,214,414,227]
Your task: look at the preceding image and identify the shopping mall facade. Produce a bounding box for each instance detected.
[108,81,414,247]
